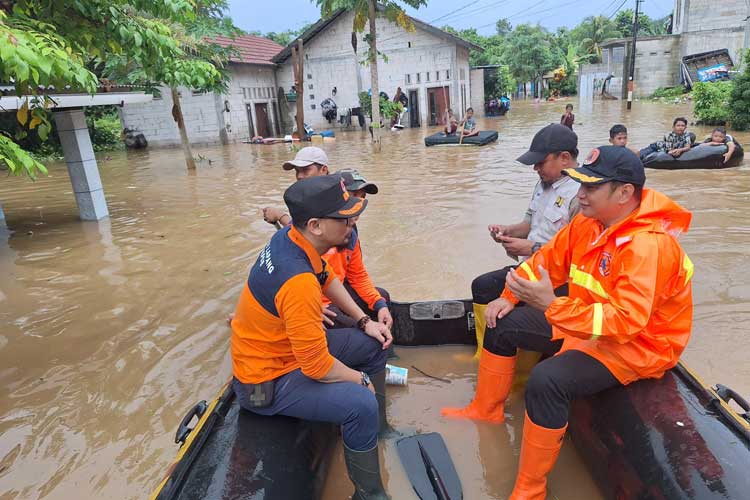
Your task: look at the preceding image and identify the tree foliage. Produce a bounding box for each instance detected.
[571,15,621,63]
[1,0,232,178]
[613,9,669,38]
[730,51,750,130]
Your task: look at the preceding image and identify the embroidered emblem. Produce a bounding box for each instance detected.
[583,148,600,166]
[340,178,350,200]
[555,196,565,207]
[599,252,612,277]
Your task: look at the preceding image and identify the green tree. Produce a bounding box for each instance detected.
[495,18,512,37]
[502,24,557,98]
[573,15,621,63]
[315,0,426,152]
[613,9,666,38]
[1,0,229,177]
[730,51,750,130]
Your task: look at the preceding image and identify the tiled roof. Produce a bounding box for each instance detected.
[211,35,283,66]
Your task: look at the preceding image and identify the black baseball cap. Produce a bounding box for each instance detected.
[563,146,646,186]
[284,174,367,222]
[517,123,578,165]
[338,168,379,194]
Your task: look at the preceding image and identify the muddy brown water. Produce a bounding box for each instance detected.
[1,99,749,499]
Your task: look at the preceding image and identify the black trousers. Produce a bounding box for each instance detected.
[484,303,621,429]
[326,282,390,329]
[472,266,569,305]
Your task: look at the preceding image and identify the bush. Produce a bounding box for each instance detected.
[730,52,750,130]
[88,114,123,152]
[649,85,688,100]
[692,81,733,125]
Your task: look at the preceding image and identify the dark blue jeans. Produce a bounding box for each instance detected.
[233,328,387,451]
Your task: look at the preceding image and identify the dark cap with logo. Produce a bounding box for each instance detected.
[563,145,646,186]
[338,168,379,194]
[516,123,578,165]
[284,173,367,222]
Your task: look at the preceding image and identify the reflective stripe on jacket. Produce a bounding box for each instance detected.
[231,226,335,384]
[502,189,693,384]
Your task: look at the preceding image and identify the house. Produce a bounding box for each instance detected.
[119,35,284,147]
[272,9,483,130]
[578,0,748,99]
[120,10,483,146]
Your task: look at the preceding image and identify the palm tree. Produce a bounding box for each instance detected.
[315,1,426,151]
[575,15,621,63]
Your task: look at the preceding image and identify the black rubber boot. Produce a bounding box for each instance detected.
[344,443,390,500]
[372,370,402,439]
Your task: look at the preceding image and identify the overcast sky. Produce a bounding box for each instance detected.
[229,0,673,36]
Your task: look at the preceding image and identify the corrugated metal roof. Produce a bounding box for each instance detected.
[211,35,284,66]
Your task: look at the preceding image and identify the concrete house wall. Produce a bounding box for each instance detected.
[275,11,475,131]
[121,64,279,147]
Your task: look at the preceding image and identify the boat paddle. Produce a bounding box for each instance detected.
[397,432,462,500]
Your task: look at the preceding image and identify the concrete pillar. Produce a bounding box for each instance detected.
[53,109,109,220]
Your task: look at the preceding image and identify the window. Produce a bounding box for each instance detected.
[664,51,672,55]
[311,104,316,110]
[406,74,411,84]
[408,41,412,48]
[252,88,257,98]
[435,71,440,81]
[310,94,315,100]
[416,73,421,83]
[445,70,450,80]
[307,73,312,79]
[426,72,430,82]
[649,51,658,56]
[308,83,314,90]
[191,89,206,96]
[613,47,625,63]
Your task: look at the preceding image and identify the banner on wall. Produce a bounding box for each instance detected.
[697,64,729,82]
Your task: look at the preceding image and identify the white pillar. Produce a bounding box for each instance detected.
[53,109,109,220]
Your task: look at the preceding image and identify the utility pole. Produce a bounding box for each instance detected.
[292,39,306,140]
[627,0,642,111]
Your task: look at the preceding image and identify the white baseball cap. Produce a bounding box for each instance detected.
[282,147,329,170]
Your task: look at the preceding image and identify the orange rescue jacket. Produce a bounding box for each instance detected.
[231,226,336,384]
[322,225,387,311]
[502,189,694,384]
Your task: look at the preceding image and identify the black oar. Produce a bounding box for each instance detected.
[418,441,451,500]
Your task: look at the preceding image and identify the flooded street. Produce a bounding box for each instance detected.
[1,98,749,499]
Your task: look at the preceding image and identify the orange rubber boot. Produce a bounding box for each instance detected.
[509,412,567,500]
[441,350,515,423]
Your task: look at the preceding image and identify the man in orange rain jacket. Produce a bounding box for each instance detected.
[441,146,694,500]
[322,169,392,331]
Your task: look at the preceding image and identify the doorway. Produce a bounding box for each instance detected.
[408,89,420,128]
[254,103,271,137]
[427,86,450,126]
[245,104,255,137]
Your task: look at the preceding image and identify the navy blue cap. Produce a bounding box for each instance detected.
[517,124,578,165]
[563,146,646,186]
[284,174,367,221]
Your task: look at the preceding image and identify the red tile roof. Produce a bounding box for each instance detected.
[211,35,284,66]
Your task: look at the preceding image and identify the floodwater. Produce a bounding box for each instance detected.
[1,98,749,500]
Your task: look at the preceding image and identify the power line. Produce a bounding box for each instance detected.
[599,0,622,16]
[429,0,485,24]
[434,0,514,26]
[608,0,629,19]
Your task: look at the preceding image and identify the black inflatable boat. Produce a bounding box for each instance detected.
[424,130,498,147]
[152,299,750,500]
[642,143,744,170]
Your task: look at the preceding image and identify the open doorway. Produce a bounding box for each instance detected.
[408,89,420,127]
[254,103,271,137]
[427,86,450,126]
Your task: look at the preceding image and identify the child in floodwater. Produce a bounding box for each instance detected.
[609,124,640,155]
[459,108,479,137]
[699,126,736,163]
[560,104,574,129]
[443,109,458,136]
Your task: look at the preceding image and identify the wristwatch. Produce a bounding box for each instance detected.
[360,371,371,387]
[357,315,371,330]
[531,242,542,254]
